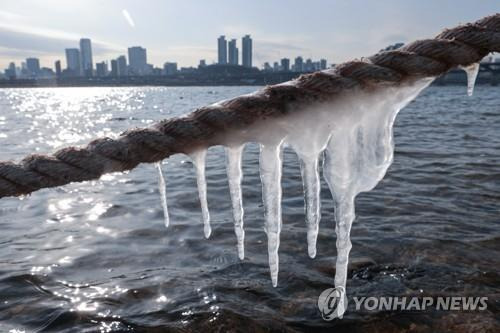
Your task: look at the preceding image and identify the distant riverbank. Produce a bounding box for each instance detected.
[0,67,498,88]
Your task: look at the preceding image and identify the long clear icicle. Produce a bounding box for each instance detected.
[190,150,211,238]
[298,155,321,258]
[225,145,245,260]
[323,133,355,320]
[155,162,170,228]
[460,62,480,96]
[321,80,435,317]
[259,142,283,287]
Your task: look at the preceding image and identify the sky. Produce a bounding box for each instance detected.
[0,0,499,70]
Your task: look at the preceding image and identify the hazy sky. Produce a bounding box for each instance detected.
[0,0,499,69]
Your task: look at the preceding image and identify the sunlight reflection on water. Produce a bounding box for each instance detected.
[0,86,499,332]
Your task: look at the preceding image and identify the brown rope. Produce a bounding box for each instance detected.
[1,14,500,198]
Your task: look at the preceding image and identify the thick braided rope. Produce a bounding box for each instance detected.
[1,14,500,198]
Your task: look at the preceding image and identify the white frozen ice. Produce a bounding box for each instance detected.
[190,149,212,238]
[225,145,245,260]
[157,74,444,313]
[259,142,284,287]
[460,62,480,96]
[155,162,169,228]
[321,78,434,317]
[219,77,434,310]
[299,156,321,259]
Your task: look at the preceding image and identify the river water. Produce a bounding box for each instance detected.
[0,86,499,332]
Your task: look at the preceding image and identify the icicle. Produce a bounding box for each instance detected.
[225,145,245,260]
[298,155,321,258]
[321,79,435,318]
[460,62,480,96]
[155,162,169,228]
[323,135,355,320]
[190,149,211,238]
[259,142,283,287]
[284,111,331,259]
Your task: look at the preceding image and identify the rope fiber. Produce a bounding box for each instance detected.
[1,14,500,198]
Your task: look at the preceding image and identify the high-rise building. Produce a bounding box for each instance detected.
[305,58,313,72]
[110,59,118,77]
[217,36,227,65]
[26,58,40,76]
[163,62,178,75]
[55,60,61,77]
[38,67,55,79]
[117,55,127,76]
[242,35,252,68]
[198,59,207,68]
[79,38,93,77]
[5,62,16,79]
[128,47,147,75]
[320,59,327,70]
[228,39,238,65]
[65,48,81,76]
[280,58,290,72]
[95,61,108,77]
[294,56,303,72]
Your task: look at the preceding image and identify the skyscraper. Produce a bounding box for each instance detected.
[305,58,313,72]
[65,48,81,76]
[54,60,61,77]
[79,38,93,77]
[320,59,327,70]
[128,47,147,75]
[95,62,107,77]
[294,56,303,72]
[26,58,40,76]
[228,39,238,65]
[117,55,127,76]
[242,35,252,68]
[110,59,118,77]
[280,58,290,72]
[163,62,178,75]
[6,62,16,79]
[217,36,227,65]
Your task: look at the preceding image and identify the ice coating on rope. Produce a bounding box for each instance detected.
[206,76,434,293]
[225,145,245,260]
[190,149,211,238]
[155,162,170,228]
[146,65,477,313]
[460,62,480,96]
[173,74,443,309]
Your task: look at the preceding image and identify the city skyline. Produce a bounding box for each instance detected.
[4,31,500,80]
[2,32,335,80]
[0,1,499,70]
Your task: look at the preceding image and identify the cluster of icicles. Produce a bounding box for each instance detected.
[154,65,479,318]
